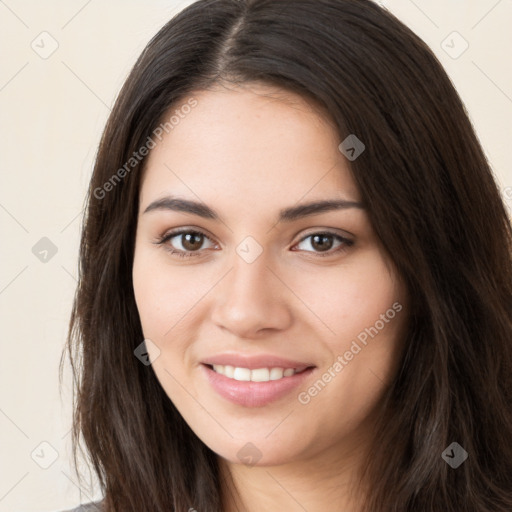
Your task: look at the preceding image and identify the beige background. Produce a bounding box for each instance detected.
[0,0,511,510]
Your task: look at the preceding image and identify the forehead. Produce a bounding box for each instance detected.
[139,84,361,212]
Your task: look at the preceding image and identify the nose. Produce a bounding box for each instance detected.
[210,253,293,339]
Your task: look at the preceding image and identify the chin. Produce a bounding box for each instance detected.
[204,436,304,468]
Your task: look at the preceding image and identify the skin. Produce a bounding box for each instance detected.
[132,82,408,512]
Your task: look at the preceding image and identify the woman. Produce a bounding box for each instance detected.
[60,0,512,511]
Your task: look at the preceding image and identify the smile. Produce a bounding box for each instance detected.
[210,364,305,382]
[201,363,316,407]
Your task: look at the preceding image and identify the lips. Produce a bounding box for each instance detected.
[200,353,317,407]
[201,353,315,371]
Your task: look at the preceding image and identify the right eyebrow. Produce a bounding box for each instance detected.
[143,196,365,223]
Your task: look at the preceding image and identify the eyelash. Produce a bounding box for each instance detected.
[154,228,354,259]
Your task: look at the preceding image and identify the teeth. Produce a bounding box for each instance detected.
[270,368,285,380]
[212,365,299,382]
[233,367,251,381]
[251,368,270,382]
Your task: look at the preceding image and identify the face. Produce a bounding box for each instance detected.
[132,83,408,468]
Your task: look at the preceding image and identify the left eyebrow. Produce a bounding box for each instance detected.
[278,198,365,221]
[143,196,365,223]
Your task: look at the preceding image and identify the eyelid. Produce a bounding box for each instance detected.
[155,226,354,257]
[296,226,354,241]
[157,227,219,249]
[158,226,353,243]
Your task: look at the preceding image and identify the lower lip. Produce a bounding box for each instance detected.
[200,364,316,408]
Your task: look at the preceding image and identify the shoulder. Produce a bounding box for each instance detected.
[59,501,104,512]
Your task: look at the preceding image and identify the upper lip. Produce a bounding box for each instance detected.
[201,353,316,371]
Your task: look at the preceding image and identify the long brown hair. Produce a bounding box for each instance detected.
[60,0,512,510]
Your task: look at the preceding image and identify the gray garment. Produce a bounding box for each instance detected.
[60,501,104,512]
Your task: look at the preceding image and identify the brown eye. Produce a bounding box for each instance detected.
[180,232,205,251]
[157,229,216,258]
[310,234,335,252]
[294,232,354,257]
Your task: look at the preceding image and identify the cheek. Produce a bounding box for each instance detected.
[132,256,169,338]
[132,250,202,395]
[294,250,402,344]
[132,245,204,338]
[292,257,405,442]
